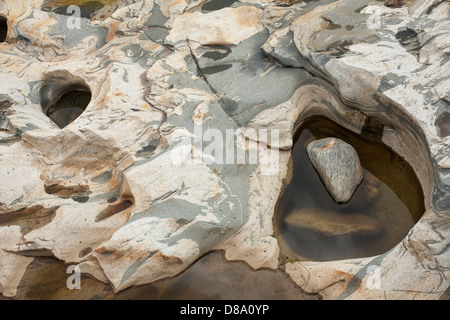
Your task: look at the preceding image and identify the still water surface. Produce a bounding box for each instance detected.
[275,117,425,262]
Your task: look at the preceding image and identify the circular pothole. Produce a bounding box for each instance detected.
[40,74,92,128]
[275,116,425,262]
[46,89,91,128]
[0,16,7,42]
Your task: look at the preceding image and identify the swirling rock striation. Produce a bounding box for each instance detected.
[0,0,448,299]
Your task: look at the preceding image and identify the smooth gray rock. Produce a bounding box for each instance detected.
[191,29,317,126]
[306,138,363,204]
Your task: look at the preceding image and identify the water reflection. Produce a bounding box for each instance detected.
[12,252,318,300]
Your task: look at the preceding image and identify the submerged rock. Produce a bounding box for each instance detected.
[285,208,383,238]
[306,138,363,204]
[362,172,380,202]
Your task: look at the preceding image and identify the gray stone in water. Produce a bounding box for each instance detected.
[306,138,363,204]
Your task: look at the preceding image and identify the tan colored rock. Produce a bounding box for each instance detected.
[286,257,372,297]
[166,6,264,45]
[285,208,383,237]
[0,226,34,297]
[438,156,450,169]
[362,172,380,201]
[364,185,379,202]
[365,172,381,187]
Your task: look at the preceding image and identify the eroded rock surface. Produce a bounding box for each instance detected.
[0,0,448,299]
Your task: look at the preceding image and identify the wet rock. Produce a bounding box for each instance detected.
[285,208,383,238]
[306,138,363,204]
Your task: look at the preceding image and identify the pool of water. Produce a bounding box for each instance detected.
[274,117,425,262]
[9,251,318,300]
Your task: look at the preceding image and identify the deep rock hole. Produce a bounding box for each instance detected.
[96,199,134,222]
[275,116,425,262]
[40,80,91,128]
[395,28,420,59]
[41,0,104,18]
[0,16,7,42]
[202,0,236,12]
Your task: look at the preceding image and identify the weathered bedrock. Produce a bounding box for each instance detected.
[0,0,448,299]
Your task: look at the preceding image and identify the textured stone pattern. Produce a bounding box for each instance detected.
[306,138,363,204]
[0,0,448,299]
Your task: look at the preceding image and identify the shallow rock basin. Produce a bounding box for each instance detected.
[276,117,425,262]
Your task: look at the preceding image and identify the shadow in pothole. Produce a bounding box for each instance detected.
[0,16,7,42]
[41,0,105,18]
[39,71,92,128]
